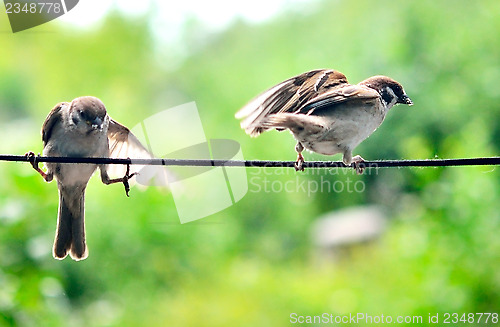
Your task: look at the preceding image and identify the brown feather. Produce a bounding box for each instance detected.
[42,102,68,145]
[236,69,348,135]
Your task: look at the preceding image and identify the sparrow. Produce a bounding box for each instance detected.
[235,69,413,171]
[27,96,152,261]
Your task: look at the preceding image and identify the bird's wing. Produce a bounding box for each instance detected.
[106,119,156,181]
[41,102,68,145]
[299,84,380,115]
[107,119,152,159]
[236,69,348,136]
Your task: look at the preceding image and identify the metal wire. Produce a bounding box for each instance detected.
[0,154,499,168]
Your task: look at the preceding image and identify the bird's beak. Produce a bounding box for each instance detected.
[91,117,103,129]
[398,94,413,106]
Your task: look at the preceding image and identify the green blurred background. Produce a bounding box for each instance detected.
[1,0,500,326]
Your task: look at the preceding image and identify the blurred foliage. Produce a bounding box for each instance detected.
[1,0,500,326]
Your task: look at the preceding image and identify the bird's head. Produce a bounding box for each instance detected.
[69,96,109,134]
[360,76,413,109]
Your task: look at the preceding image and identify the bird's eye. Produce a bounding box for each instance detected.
[78,110,87,120]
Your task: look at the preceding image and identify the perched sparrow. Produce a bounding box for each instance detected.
[235,69,413,171]
[28,96,152,261]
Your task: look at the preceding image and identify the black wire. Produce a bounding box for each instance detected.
[0,154,499,168]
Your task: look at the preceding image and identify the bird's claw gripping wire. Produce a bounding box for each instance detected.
[25,151,50,181]
[122,162,138,197]
[351,155,366,175]
[103,158,138,197]
[294,153,305,171]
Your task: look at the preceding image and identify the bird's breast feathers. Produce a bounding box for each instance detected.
[297,100,387,155]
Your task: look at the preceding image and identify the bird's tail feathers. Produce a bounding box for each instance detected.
[260,114,294,130]
[241,113,293,136]
[54,186,88,261]
[260,114,327,135]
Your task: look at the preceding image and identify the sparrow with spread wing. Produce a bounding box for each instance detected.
[28,96,152,261]
[236,69,413,171]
